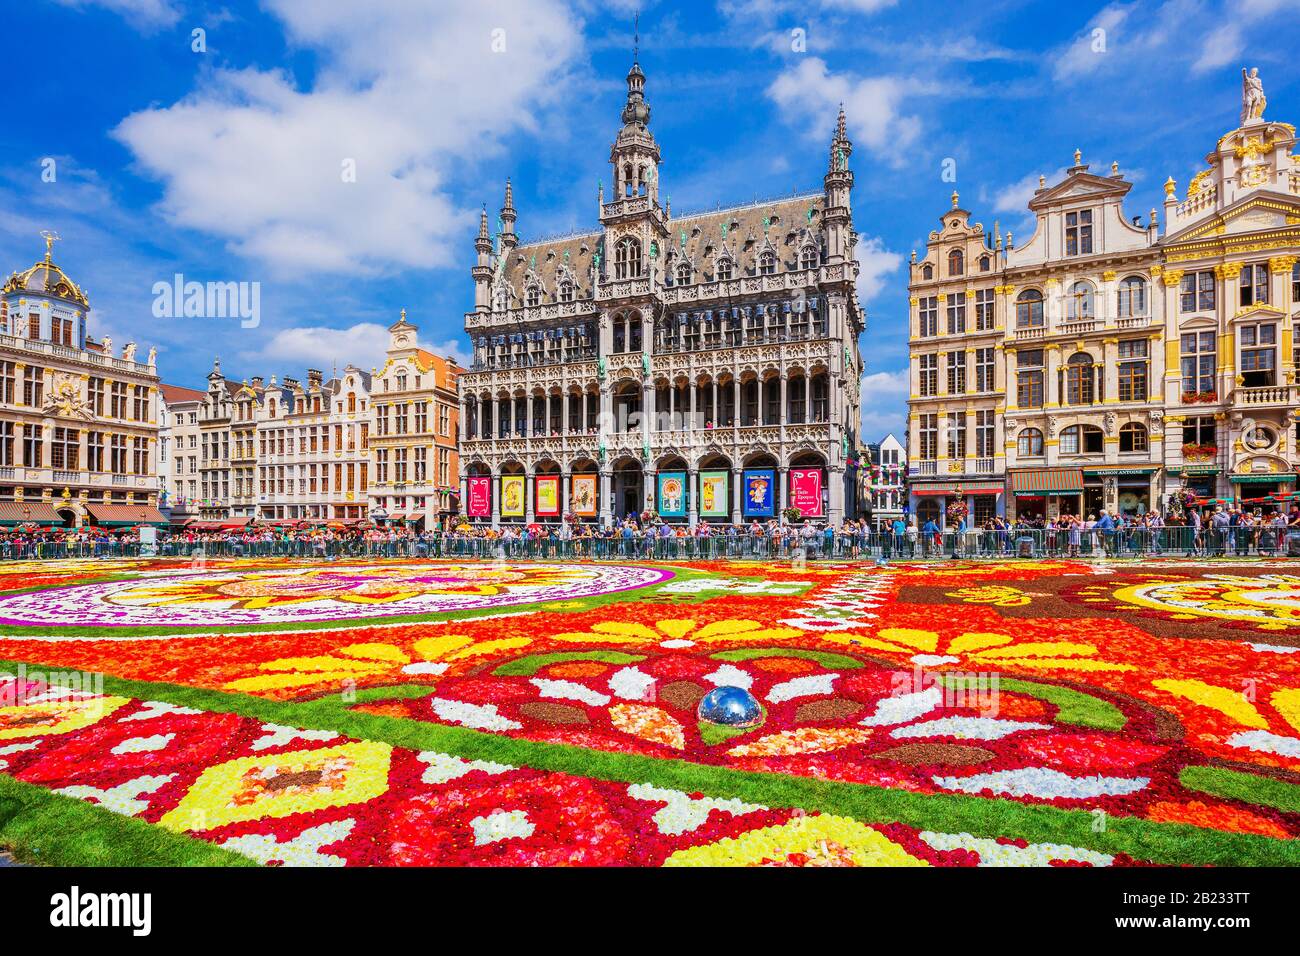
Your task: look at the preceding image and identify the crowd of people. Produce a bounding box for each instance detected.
[2,504,1299,560]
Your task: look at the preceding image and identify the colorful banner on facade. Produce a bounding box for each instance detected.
[501,476,526,518]
[467,476,491,517]
[790,468,823,517]
[657,471,687,517]
[535,475,560,517]
[742,469,775,518]
[571,474,598,517]
[699,470,730,518]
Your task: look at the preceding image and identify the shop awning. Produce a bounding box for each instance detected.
[910,481,1004,496]
[1009,468,1084,495]
[0,502,62,526]
[86,503,169,527]
[1082,467,1160,476]
[1230,473,1297,484]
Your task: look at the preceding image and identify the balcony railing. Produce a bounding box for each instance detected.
[1235,384,1295,406]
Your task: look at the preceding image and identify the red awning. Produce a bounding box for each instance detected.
[86,503,168,526]
[911,482,1003,497]
[1009,469,1085,495]
[0,502,63,525]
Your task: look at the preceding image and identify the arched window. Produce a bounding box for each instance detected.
[675,261,692,285]
[922,264,934,280]
[525,285,541,308]
[979,255,991,272]
[948,249,964,276]
[1119,422,1148,453]
[1016,289,1044,328]
[615,237,642,279]
[716,257,733,281]
[1117,276,1147,318]
[1017,427,1044,457]
[759,251,777,276]
[559,280,574,303]
[800,245,819,270]
[1291,261,1299,301]
[1066,352,1096,405]
[1060,424,1104,455]
[1067,281,1094,321]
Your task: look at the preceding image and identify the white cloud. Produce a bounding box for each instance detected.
[858,368,908,441]
[1052,3,1135,82]
[246,323,471,376]
[855,237,902,301]
[53,0,181,30]
[1194,24,1244,73]
[113,0,583,276]
[767,57,921,166]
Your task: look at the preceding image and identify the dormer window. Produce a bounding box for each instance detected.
[675,261,692,285]
[559,280,574,303]
[800,246,819,270]
[922,263,934,280]
[1065,209,1093,255]
[525,286,542,308]
[759,251,777,276]
[979,255,991,272]
[947,249,964,276]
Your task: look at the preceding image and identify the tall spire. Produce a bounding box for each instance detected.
[499,178,517,247]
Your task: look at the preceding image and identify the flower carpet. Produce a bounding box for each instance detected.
[1,556,1299,867]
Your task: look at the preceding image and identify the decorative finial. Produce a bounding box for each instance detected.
[40,230,60,261]
[1038,174,1046,189]
[950,190,959,209]
[1111,160,1119,175]
[400,308,407,322]
[1073,147,1082,165]
[1164,176,1176,197]
[633,10,639,64]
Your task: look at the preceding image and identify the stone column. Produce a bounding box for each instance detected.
[562,471,571,515]
[688,379,697,431]
[711,380,718,427]
[459,475,468,519]
[645,468,656,516]
[779,373,788,428]
[598,467,612,527]
[828,466,845,525]
[668,380,676,432]
[525,471,535,523]
[731,465,743,524]
[687,466,699,524]
[778,465,789,516]
[490,469,501,530]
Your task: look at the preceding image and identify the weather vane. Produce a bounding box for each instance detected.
[40,229,61,260]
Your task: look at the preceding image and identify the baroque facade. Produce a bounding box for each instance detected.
[0,237,164,528]
[907,70,1300,524]
[458,58,865,527]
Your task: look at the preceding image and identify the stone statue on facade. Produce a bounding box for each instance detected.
[1242,67,1266,123]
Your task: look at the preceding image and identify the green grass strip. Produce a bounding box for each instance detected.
[0,774,253,867]
[4,657,1297,867]
[494,651,646,677]
[1181,765,1300,814]
[711,647,865,669]
[941,674,1126,731]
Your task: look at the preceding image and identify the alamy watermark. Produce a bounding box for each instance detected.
[1,664,104,706]
[152,273,260,328]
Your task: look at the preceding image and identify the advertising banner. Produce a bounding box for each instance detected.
[698,471,730,518]
[790,468,824,517]
[535,475,560,517]
[571,474,598,517]
[501,475,526,518]
[657,471,687,517]
[742,468,775,518]
[467,476,492,517]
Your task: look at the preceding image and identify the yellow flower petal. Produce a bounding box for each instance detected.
[592,621,659,640]
[656,619,700,640]
[975,642,1097,660]
[1154,678,1269,729]
[1269,687,1300,734]
[338,643,411,664]
[696,626,802,644]
[949,632,1013,654]
[256,655,387,674]
[815,634,917,653]
[875,628,940,652]
[412,634,473,661]
[225,671,367,692]
[997,658,1135,672]
[694,620,759,639]
[445,637,532,660]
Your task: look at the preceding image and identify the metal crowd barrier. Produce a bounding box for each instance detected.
[2,528,1299,563]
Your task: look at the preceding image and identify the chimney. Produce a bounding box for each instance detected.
[307,368,323,387]
[251,376,264,390]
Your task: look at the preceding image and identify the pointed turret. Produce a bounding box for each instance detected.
[823,104,855,265]
[499,178,517,251]
[472,205,493,312]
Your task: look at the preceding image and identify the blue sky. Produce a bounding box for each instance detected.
[3,0,1297,441]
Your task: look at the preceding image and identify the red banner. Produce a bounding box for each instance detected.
[790,468,823,517]
[467,476,491,517]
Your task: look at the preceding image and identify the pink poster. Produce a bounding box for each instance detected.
[790,468,823,517]
[467,476,491,517]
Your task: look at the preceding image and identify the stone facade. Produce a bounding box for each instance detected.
[158,383,205,522]
[458,58,865,527]
[907,71,1300,523]
[0,237,163,527]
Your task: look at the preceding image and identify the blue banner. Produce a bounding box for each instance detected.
[657,471,687,517]
[742,469,775,518]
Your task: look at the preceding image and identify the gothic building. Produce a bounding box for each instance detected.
[458,58,866,527]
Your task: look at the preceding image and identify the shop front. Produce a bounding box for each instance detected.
[909,480,1004,527]
[1082,467,1159,517]
[1008,468,1084,521]
[1231,472,1298,511]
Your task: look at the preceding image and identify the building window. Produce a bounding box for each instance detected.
[0,421,11,466]
[1060,424,1103,455]
[1016,289,1044,328]
[800,246,818,270]
[559,280,574,303]
[918,413,938,460]
[87,431,104,472]
[1180,331,1216,396]
[918,354,938,397]
[1293,262,1300,301]
[1179,271,1215,312]
[0,363,13,404]
[23,425,42,466]
[1239,263,1269,307]
[974,288,994,330]
[51,427,79,469]
[1065,209,1093,255]
[1119,422,1148,453]
[1066,281,1095,321]
[526,285,541,307]
[1185,415,1216,448]
[946,295,966,334]
[22,369,44,408]
[974,347,994,392]
[758,251,777,276]
[716,258,733,281]
[1065,352,1096,405]
[979,255,991,272]
[947,412,966,459]
[975,409,995,457]
[921,263,934,280]
[918,296,938,337]
[1118,339,1149,402]
[614,237,642,280]
[1017,427,1044,457]
[1015,349,1044,407]
[675,261,692,285]
[1240,322,1277,387]
[947,249,964,276]
[945,351,966,395]
[1118,276,1147,317]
